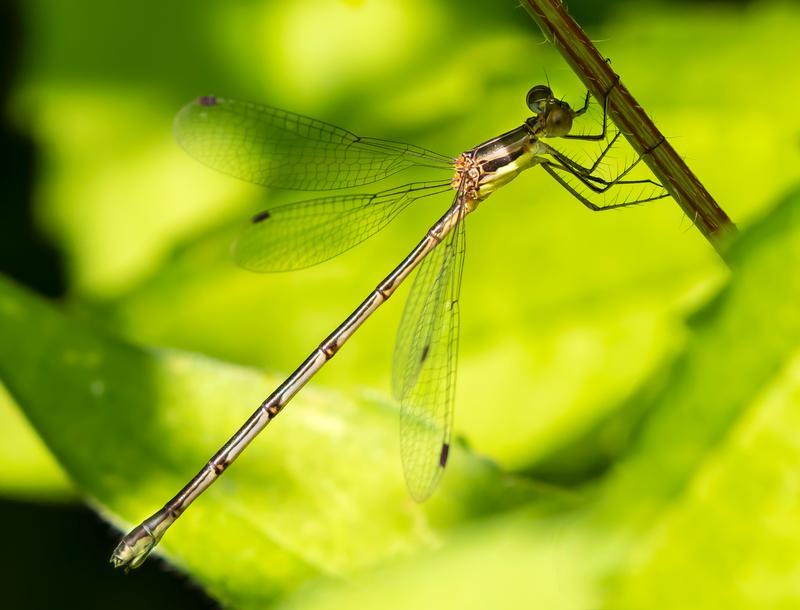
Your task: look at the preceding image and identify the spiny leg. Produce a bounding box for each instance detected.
[571,90,591,118]
[543,130,664,193]
[557,154,664,194]
[581,172,664,194]
[553,81,669,184]
[540,161,668,211]
[543,153,665,195]
[561,76,620,142]
[544,130,623,179]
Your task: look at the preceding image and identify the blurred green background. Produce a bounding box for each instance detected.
[2,0,800,608]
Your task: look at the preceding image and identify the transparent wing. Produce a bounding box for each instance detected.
[233,181,452,272]
[392,200,466,501]
[174,96,454,191]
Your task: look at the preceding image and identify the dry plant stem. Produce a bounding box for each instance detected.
[521,0,737,256]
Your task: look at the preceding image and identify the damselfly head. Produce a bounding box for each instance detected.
[543,104,574,137]
[526,85,574,138]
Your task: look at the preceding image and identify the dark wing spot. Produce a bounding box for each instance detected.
[420,344,430,363]
[251,210,271,223]
[197,95,218,107]
[439,443,450,468]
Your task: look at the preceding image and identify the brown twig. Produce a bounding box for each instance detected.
[521,0,737,256]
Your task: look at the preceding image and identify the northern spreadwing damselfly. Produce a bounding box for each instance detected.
[112,83,668,569]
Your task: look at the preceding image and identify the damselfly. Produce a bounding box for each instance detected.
[112,84,667,569]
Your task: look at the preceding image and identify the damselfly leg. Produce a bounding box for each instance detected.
[534,86,669,210]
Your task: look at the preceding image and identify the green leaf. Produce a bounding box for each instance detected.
[0,382,73,501]
[611,351,800,608]
[603,185,800,520]
[0,274,545,607]
[274,509,608,610]
[604,185,800,607]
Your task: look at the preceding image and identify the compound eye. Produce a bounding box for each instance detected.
[526,85,552,113]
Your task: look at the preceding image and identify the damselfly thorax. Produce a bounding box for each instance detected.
[455,85,581,209]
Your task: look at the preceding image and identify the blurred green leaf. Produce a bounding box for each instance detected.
[611,351,800,608]
[0,274,551,607]
[273,509,609,610]
[604,185,800,607]
[0,382,73,501]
